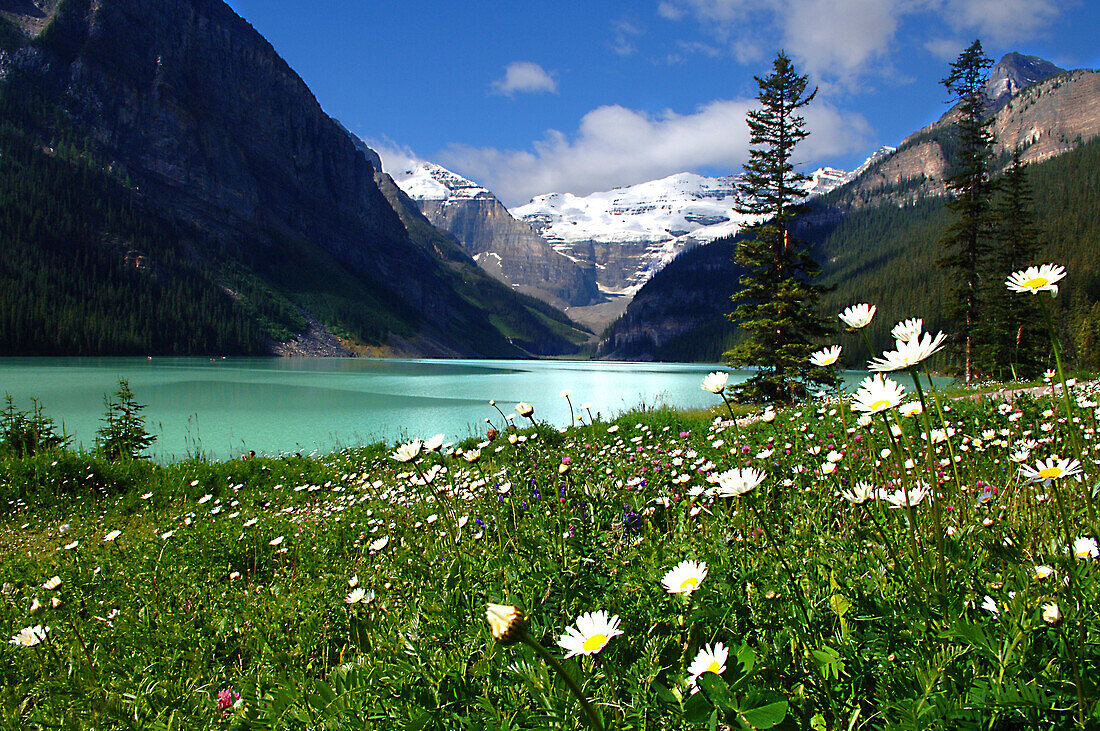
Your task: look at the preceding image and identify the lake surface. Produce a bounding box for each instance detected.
[0,358,903,461]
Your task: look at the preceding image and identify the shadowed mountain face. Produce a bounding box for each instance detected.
[0,0,587,357]
[384,161,600,310]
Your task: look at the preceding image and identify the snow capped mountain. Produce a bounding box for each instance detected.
[388,161,494,203]
[847,145,897,180]
[510,165,855,296]
[513,172,745,247]
[387,152,877,330]
[385,158,600,309]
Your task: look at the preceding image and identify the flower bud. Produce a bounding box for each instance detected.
[486,603,527,644]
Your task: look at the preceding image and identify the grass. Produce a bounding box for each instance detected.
[1,374,1098,729]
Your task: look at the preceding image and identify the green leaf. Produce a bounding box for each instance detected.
[730,642,756,687]
[829,593,850,617]
[652,680,680,706]
[406,711,432,730]
[683,689,715,724]
[811,645,845,680]
[738,700,788,729]
[697,672,738,713]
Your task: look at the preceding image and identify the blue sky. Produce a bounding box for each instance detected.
[225,1,1100,205]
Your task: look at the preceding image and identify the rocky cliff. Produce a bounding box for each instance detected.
[841,54,1095,205]
[0,0,587,356]
[388,161,599,309]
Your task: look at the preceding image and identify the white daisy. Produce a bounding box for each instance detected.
[868,331,947,372]
[809,345,842,367]
[557,610,623,658]
[839,303,876,329]
[710,468,766,497]
[882,485,931,509]
[390,439,422,463]
[9,625,48,647]
[1005,263,1066,296]
[850,375,905,414]
[1019,457,1082,486]
[891,318,923,343]
[840,481,875,505]
[661,560,708,594]
[686,643,728,692]
[700,371,729,394]
[1073,536,1098,560]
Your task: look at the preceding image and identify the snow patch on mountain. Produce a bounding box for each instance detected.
[388,161,493,203]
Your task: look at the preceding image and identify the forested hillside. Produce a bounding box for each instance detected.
[0,0,589,358]
[0,124,275,355]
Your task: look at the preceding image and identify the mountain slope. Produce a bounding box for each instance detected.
[388,161,599,309]
[841,54,1093,206]
[0,0,585,357]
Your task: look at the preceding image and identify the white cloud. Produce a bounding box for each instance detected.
[658,0,1064,87]
[938,0,1062,45]
[368,140,422,177]
[924,37,966,61]
[611,19,645,56]
[491,61,558,96]
[438,99,871,205]
[781,0,900,87]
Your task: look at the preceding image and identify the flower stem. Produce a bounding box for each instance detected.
[1038,296,1096,524]
[519,629,604,731]
[908,370,948,607]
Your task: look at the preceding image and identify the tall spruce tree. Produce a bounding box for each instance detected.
[725,51,832,403]
[979,149,1044,378]
[938,39,995,382]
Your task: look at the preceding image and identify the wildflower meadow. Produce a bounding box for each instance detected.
[1,265,1098,729]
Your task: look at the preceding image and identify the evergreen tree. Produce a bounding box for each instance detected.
[725,51,832,403]
[938,39,995,382]
[96,379,156,460]
[979,149,1045,378]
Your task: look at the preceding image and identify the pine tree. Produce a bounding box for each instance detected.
[979,149,1045,378]
[96,379,156,460]
[725,51,832,403]
[938,39,995,382]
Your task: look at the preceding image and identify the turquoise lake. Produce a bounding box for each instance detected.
[0,358,900,461]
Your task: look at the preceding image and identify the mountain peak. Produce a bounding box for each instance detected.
[388,160,492,203]
[985,52,1064,111]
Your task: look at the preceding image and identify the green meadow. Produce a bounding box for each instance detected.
[2,365,1098,730]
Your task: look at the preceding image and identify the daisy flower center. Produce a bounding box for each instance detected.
[871,399,893,412]
[1023,277,1049,289]
[1039,467,1063,479]
[582,634,608,653]
[679,577,699,591]
[707,661,721,674]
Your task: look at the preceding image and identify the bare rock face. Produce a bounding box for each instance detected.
[415,196,600,308]
[841,54,1093,205]
[994,70,1100,164]
[388,161,600,308]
